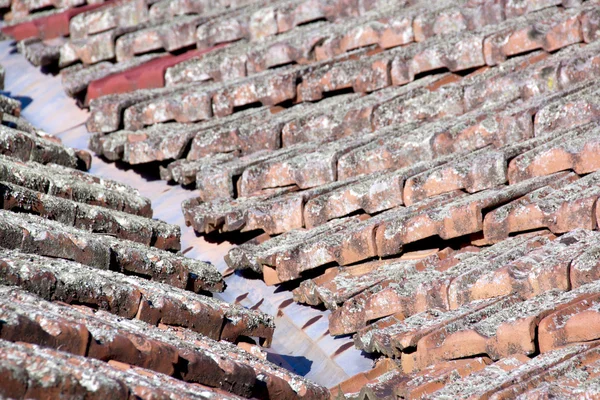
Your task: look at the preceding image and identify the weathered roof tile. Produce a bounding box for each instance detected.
[0,286,327,398]
[8,0,600,395]
[0,248,271,341]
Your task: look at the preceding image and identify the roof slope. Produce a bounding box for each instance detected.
[5,0,600,398]
[0,71,328,398]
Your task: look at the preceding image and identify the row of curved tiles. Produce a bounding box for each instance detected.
[0,39,374,388]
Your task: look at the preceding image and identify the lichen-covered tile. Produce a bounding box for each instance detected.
[491,341,600,399]
[0,339,244,399]
[329,233,551,335]
[61,53,161,96]
[448,229,600,309]
[114,15,203,62]
[0,125,89,170]
[354,298,504,358]
[428,345,590,399]
[484,170,600,241]
[538,293,600,353]
[483,7,585,66]
[0,286,327,398]
[0,210,223,292]
[238,134,375,195]
[68,0,149,40]
[376,173,563,257]
[508,122,600,184]
[418,282,600,368]
[87,85,190,133]
[194,146,310,201]
[293,257,419,310]
[0,181,180,250]
[0,248,271,342]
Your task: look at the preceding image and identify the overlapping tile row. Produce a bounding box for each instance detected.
[164,0,594,89]
[0,285,327,399]
[0,180,182,250]
[0,339,244,400]
[0,113,92,169]
[0,154,152,216]
[0,209,221,288]
[329,232,600,397]
[75,5,600,394]
[2,0,389,96]
[96,39,600,239]
[333,342,600,399]
[225,164,600,283]
[82,1,600,135]
[0,96,196,254]
[3,0,596,114]
[0,90,236,306]
[0,106,329,399]
[315,223,600,337]
[4,0,106,22]
[0,91,331,399]
[169,38,600,256]
[8,0,600,397]
[210,97,600,398]
[0,92,230,301]
[0,249,279,382]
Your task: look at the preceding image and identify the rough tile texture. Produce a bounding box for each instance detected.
[7,0,600,397]
[0,82,326,398]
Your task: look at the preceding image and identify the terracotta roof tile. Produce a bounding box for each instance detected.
[302,159,439,228]
[84,45,225,102]
[329,233,553,335]
[67,0,148,40]
[116,16,202,61]
[485,169,600,240]
[0,210,223,289]
[0,338,245,399]
[0,248,271,341]
[61,52,162,97]
[395,357,492,399]
[7,0,600,396]
[428,344,593,398]
[353,297,503,358]
[2,2,109,40]
[16,37,63,66]
[293,257,420,309]
[0,86,330,398]
[507,122,600,183]
[0,155,152,216]
[0,94,21,116]
[0,180,181,250]
[0,286,327,398]
[0,124,90,169]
